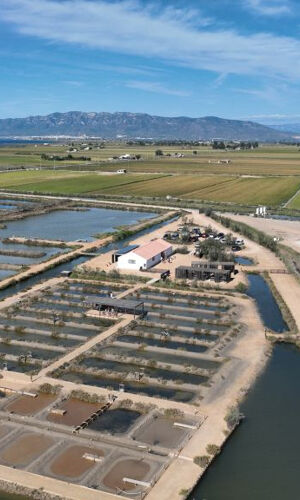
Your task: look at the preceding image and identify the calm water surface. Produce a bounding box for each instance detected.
[246,273,287,333]
[0,207,155,241]
[189,344,300,500]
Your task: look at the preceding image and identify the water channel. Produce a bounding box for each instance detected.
[189,273,297,500]
[189,343,300,500]
[246,273,287,332]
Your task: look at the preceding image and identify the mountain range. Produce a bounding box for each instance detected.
[269,123,300,134]
[0,111,292,141]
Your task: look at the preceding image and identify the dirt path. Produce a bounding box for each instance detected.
[36,316,132,379]
[227,213,300,253]
[269,274,300,331]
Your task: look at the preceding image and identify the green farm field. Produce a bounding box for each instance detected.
[1,169,300,207]
[287,190,300,209]
[1,143,300,176]
[100,174,300,205]
[0,170,165,194]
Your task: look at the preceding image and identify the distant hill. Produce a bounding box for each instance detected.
[0,111,292,141]
[269,123,300,135]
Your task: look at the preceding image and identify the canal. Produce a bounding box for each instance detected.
[189,343,300,500]
[189,274,298,500]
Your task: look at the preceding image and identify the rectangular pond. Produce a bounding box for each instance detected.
[58,370,195,402]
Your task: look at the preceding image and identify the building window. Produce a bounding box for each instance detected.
[128,259,136,264]
[152,257,155,261]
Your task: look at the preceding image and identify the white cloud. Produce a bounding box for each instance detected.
[125,80,190,97]
[63,80,84,87]
[1,0,300,81]
[233,86,282,102]
[249,113,300,121]
[244,0,291,15]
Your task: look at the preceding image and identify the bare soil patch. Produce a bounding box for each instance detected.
[5,394,56,416]
[50,445,104,479]
[133,417,188,449]
[0,433,53,466]
[103,458,150,491]
[47,398,101,426]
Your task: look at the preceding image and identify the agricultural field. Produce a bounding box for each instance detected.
[1,143,300,207]
[0,169,165,194]
[287,190,300,209]
[1,142,300,176]
[82,174,300,206]
[1,169,300,206]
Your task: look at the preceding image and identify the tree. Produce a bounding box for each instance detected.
[155,149,163,156]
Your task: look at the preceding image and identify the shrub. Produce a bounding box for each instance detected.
[235,282,248,293]
[206,444,221,455]
[225,406,243,429]
[164,408,184,419]
[39,383,61,395]
[193,455,210,468]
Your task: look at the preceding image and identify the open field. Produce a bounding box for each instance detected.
[101,174,300,205]
[287,190,300,209]
[1,143,300,176]
[4,169,300,206]
[227,214,300,253]
[0,170,165,194]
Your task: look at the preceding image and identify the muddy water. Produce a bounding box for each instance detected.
[190,344,300,500]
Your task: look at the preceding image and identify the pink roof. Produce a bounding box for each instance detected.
[132,239,172,260]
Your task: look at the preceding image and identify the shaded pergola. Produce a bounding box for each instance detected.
[85,297,145,318]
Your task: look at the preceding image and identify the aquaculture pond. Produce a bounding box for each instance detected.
[116,334,208,353]
[0,207,156,241]
[0,204,18,211]
[0,214,175,303]
[59,370,195,402]
[0,255,90,302]
[0,270,16,280]
[130,293,226,312]
[134,324,219,342]
[190,344,300,500]
[88,408,141,434]
[246,274,287,333]
[147,314,228,332]
[80,357,208,385]
[98,345,220,370]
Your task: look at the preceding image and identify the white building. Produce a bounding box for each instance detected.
[117,239,173,271]
[255,206,267,217]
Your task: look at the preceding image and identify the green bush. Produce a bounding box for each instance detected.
[193,455,210,467]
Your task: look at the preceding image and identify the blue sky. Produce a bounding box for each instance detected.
[0,0,299,123]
